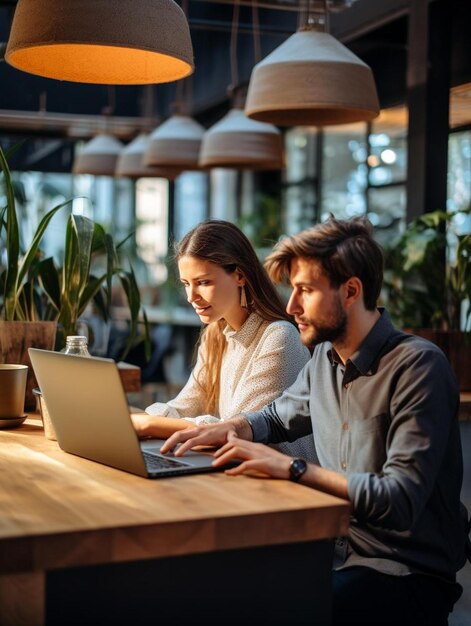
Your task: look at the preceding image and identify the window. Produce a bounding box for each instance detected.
[448,130,471,212]
[135,177,168,284]
[174,171,208,240]
[321,122,368,221]
[283,129,318,234]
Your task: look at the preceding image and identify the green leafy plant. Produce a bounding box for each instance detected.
[0,145,150,359]
[238,193,282,249]
[383,208,471,331]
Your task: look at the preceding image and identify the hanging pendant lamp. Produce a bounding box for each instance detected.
[73,134,123,176]
[199,108,284,170]
[116,134,181,180]
[245,25,380,127]
[5,0,194,85]
[144,115,204,170]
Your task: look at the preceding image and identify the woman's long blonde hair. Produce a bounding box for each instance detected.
[175,220,290,415]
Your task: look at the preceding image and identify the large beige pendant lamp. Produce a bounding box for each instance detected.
[73,134,123,176]
[5,0,194,85]
[245,6,380,127]
[116,133,181,180]
[144,114,205,171]
[199,0,283,170]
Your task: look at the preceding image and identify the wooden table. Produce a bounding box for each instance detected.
[0,417,349,626]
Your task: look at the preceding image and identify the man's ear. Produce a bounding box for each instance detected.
[343,277,362,307]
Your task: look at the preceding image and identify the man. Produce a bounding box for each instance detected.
[161,216,469,625]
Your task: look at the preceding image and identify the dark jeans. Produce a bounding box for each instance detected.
[332,566,462,626]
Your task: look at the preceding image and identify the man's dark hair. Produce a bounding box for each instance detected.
[265,216,384,310]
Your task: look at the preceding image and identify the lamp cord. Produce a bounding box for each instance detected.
[252,0,261,64]
[229,0,240,96]
[173,0,190,114]
[100,85,116,133]
[324,0,330,32]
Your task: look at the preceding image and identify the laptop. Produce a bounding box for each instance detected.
[29,348,230,479]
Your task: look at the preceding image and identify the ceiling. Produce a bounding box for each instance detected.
[0,0,469,172]
[0,1,412,126]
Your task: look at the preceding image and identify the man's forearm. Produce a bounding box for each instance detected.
[229,415,254,441]
[230,415,349,501]
[301,464,350,503]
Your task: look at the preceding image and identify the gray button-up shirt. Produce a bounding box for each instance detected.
[245,309,468,581]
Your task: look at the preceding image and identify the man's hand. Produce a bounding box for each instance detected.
[160,416,252,455]
[213,437,292,479]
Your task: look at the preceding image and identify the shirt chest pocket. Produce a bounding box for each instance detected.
[348,412,391,472]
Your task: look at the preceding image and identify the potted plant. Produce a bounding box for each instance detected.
[383,207,471,389]
[0,145,149,408]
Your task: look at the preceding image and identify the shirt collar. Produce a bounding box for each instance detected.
[223,312,265,347]
[327,308,398,377]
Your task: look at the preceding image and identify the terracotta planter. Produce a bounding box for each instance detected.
[404,329,471,391]
[0,321,57,410]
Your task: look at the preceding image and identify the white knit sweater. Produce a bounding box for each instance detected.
[146,312,317,461]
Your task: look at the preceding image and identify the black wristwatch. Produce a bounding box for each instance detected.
[289,458,307,482]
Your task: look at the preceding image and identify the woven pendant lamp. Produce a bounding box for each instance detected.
[245,25,380,126]
[116,134,181,180]
[5,0,194,85]
[197,0,282,171]
[73,134,123,176]
[199,108,284,170]
[144,115,204,170]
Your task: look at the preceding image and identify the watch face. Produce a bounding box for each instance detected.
[290,458,307,481]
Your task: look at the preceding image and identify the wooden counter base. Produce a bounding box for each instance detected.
[0,417,349,626]
[46,541,333,625]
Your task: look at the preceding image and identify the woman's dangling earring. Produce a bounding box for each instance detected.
[240,285,248,308]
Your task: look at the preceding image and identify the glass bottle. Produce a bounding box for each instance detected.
[61,335,91,357]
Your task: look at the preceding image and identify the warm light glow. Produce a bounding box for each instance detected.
[367,155,380,167]
[8,44,193,85]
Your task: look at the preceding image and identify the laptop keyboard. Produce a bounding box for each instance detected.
[142,451,191,472]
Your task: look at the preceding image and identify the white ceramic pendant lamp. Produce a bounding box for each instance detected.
[5,0,194,84]
[73,134,123,176]
[199,108,284,170]
[115,134,181,180]
[144,115,205,171]
[245,24,380,126]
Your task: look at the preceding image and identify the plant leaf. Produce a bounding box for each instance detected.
[116,267,141,359]
[78,274,107,318]
[17,198,73,288]
[37,257,61,313]
[0,145,20,319]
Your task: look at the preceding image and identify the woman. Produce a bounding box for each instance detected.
[132,219,316,460]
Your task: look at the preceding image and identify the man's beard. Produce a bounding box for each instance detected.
[301,298,347,349]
